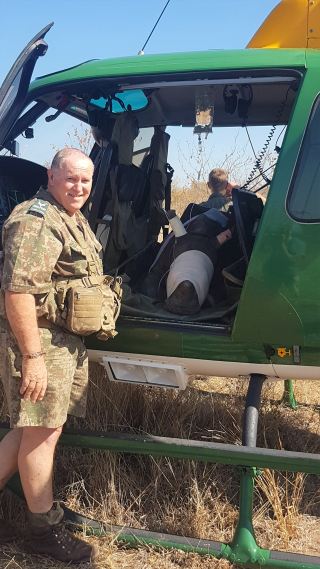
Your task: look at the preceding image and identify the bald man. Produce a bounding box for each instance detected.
[0,148,100,563]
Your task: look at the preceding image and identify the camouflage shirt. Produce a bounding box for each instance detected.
[2,188,103,305]
[199,193,231,212]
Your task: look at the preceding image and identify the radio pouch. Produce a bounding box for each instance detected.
[66,285,103,335]
[41,275,122,340]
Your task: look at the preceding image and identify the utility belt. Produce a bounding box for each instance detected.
[40,275,122,341]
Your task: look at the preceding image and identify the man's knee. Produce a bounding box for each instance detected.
[21,425,63,450]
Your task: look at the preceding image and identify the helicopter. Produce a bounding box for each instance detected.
[0,0,319,394]
[2,3,320,567]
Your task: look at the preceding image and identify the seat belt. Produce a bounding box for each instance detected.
[163,162,174,238]
[87,141,113,232]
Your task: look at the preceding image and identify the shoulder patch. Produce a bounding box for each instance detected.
[27,199,49,217]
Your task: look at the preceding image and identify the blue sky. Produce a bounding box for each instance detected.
[0,1,279,76]
[0,0,280,183]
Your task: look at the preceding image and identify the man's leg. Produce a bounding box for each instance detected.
[0,428,22,490]
[19,423,97,563]
[0,428,23,543]
[18,425,62,513]
[2,329,97,562]
[21,424,98,563]
[0,426,61,543]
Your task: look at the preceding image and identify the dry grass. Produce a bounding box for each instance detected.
[1,368,320,568]
[171,181,210,217]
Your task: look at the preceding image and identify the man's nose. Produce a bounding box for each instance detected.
[73,181,82,192]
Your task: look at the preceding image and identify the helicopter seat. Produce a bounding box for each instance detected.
[102,163,149,271]
[221,256,246,302]
[91,110,151,271]
[101,126,171,275]
[140,127,170,241]
[0,157,47,242]
[220,189,264,300]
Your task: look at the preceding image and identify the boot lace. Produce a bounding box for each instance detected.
[51,522,86,555]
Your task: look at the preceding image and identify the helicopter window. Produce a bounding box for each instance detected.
[287,95,320,222]
[90,90,149,113]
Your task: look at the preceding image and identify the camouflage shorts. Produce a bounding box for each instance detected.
[0,325,88,428]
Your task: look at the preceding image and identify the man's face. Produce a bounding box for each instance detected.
[47,156,94,215]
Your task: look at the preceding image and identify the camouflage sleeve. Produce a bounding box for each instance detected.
[1,214,63,294]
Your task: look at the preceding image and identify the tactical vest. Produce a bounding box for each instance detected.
[40,211,122,340]
[1,191,122,340]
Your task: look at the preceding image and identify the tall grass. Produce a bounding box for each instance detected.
[1,367,320,568]
[171,181,210,216]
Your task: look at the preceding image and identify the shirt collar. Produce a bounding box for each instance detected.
[35,188,89,228]
[35,187,70,216]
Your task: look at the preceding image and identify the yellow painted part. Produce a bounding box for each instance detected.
[247,0,320,49]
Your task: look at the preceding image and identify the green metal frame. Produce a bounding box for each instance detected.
[1,374,319,569]
[282,379,298,410]
[59,431,320,567]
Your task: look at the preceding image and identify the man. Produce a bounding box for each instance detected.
[180,168,234,225]
[199,167,233,212]
[0,148,100,563]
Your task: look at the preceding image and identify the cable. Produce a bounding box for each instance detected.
[157,269,170,297]
[243,163,276,191]
[138,0,172,55]
[112,238,159,280]
[243,84,292,190]
[252,180,270,195]
[244,124,276,187]
[275,124,286,150]
[249,165,276,192]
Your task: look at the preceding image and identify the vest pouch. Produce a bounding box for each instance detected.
[97,279,122,340]
[39,276,122,340]
[66,285,103,335]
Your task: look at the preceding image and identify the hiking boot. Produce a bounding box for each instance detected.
[0,517,17,544]
[25,503,98,563]
[0,490,18,543]
[165,280,200,315]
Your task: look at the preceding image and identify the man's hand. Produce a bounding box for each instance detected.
[5,291,47,403]
[216,228,232,246]
[20,357,48,403]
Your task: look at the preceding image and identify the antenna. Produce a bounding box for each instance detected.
[138,0,172,55]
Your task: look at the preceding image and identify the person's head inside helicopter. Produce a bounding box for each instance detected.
[208,168,230,194]
[200,168,233,211]
[180,168,235,224]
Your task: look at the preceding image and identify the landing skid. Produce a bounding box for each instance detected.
[2,374,319,567]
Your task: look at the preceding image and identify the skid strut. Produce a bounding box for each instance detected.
[282,379,298,410]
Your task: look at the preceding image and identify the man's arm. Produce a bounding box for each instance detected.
[5,291,47,404]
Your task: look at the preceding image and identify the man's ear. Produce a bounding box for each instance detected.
[47,168,53,184]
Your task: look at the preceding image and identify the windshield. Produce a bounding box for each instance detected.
[90,89,148,113]
[0,69,23,123]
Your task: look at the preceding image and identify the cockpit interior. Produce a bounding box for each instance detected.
[0,67,302,329]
